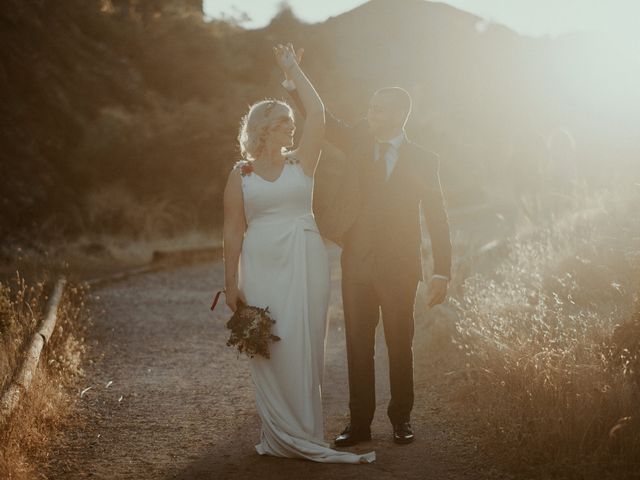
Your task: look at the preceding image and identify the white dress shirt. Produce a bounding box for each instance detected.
[375,132,405,181]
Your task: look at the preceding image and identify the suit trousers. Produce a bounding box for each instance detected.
[341,264,419,428]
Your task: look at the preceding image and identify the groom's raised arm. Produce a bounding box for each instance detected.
[282,80,353,153]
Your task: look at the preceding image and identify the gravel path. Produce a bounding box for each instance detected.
[42,210,514,480]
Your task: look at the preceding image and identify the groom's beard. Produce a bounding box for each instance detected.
[368,123,400,139]
[367,117,398,137]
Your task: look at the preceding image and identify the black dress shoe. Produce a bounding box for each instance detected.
[393,422,414,444]
[334,424,372,447]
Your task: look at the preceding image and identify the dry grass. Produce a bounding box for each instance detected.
[0,186,221,285]
[449,187,640,478]
[0,276,89,479]
[82,183,196,240]
[0,273,46,394]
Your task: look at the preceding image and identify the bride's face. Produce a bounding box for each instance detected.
[270,115,295,148]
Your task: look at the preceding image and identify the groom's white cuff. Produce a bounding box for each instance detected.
[432,274,449,282]
[281,79,296,91]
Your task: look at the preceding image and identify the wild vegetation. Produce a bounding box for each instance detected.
[3,0,637,251]
[1,1,639,478]
[0,274,88,479]
[447,188,640,478]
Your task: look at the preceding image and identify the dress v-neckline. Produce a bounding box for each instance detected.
[252,153,299,183]
[253,162,287,184]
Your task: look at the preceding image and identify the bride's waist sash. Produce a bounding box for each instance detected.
[246,213,319,234]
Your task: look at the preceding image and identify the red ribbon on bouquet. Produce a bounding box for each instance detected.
[210,290,225,311]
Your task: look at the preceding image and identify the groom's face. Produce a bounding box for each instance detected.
[367,92,403,137]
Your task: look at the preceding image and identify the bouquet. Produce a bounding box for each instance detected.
[211,290,281,359]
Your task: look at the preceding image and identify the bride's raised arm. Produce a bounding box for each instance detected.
[274,43,324,176]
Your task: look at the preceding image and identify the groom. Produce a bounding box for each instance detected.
[282,48,452,446]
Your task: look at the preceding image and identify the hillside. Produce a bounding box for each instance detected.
[1,0,638,248]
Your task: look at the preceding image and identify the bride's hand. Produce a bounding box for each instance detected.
[225,287,247,312]
[274,43,299,75]
[285,44,304,82]
[426,277,448,308]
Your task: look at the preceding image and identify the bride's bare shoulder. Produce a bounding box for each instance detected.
[284,149,314,178]
[231,159,255,177]
[284,150,302,165]
[225,161,251,193]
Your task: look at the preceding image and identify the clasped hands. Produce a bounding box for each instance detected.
[273,42,304,78]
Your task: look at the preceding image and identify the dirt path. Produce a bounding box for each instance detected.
[42,211,515,480]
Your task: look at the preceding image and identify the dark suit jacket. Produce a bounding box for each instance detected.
[287,88,452,283]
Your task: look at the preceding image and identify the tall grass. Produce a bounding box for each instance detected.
[450,188,640,478]
[0,273,45,394]
[0,182,221,284]
[0,275,88,479]
[70,183,221,268]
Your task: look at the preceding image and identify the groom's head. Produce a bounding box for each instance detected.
[367,87,412,138]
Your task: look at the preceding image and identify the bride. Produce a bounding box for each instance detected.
[222,44,375,464]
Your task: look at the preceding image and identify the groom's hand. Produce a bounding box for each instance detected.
[294,45,304,65]
[426,277,448,308]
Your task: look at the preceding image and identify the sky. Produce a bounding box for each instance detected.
[203,0,640,40]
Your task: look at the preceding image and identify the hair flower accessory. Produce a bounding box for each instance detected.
[233,159,254,176]
[240,161,254,177]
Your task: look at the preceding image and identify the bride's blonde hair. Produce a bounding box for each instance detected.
[238,99,293,161]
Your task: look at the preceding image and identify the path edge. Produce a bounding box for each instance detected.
[0,277,67,425]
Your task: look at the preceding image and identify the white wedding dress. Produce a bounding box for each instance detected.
[236,155,375,464]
